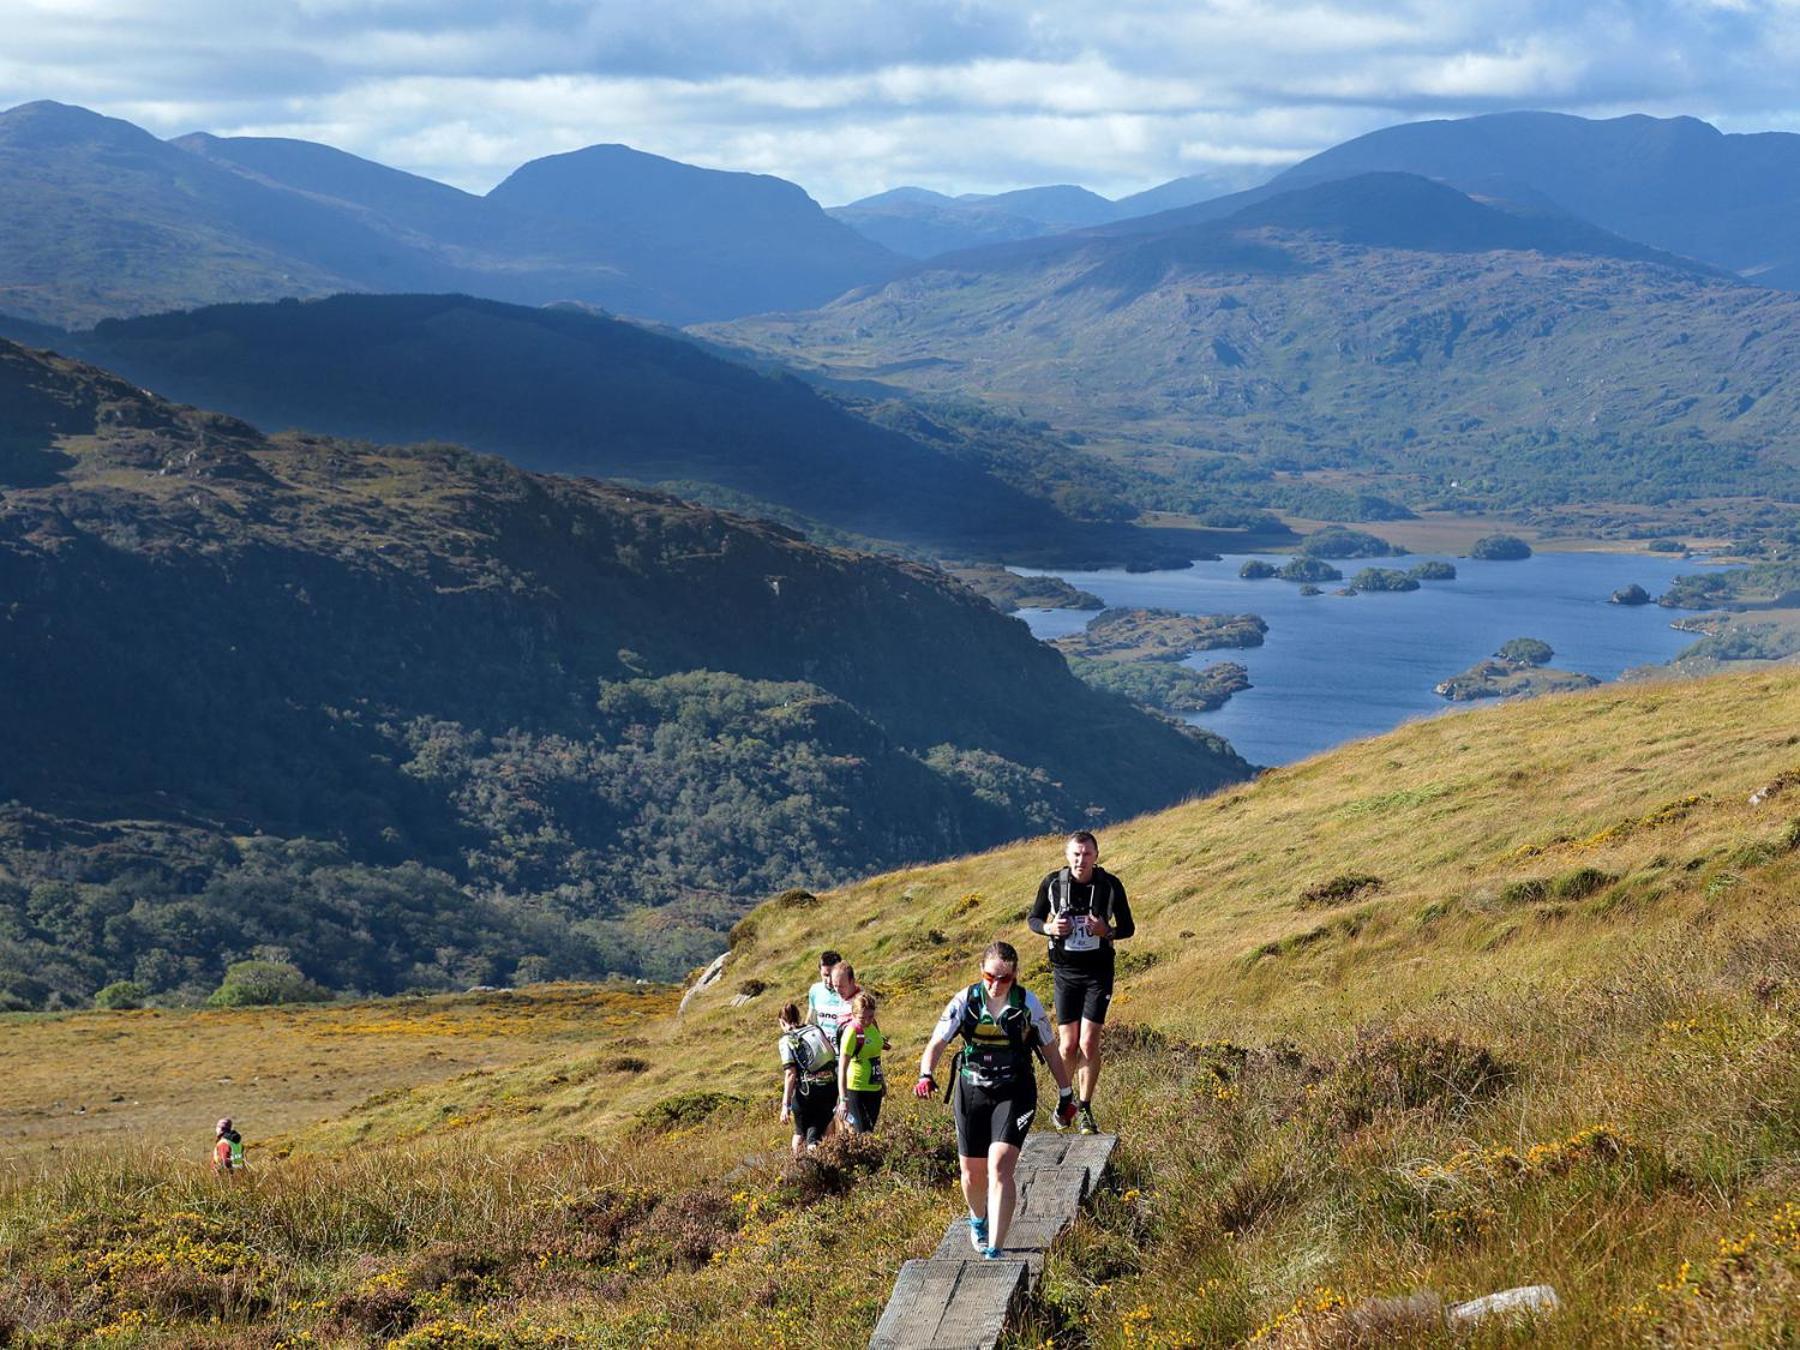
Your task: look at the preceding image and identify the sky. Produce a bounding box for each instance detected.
[3,0,1797,205]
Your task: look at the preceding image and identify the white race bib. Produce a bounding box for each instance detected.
[1063,918,1100,953]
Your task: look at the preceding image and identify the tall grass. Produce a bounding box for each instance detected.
[4,669,1800,1344]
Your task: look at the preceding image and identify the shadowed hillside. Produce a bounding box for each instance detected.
[9,293,1103,556]
[0,338,1246,1004]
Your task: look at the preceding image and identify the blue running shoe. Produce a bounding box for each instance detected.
[967,1215,988,1253]
[982,1246,1004,1260]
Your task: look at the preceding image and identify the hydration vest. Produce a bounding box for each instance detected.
[783,1025,836,1088]
[955,983,1039,1089]
[1048,867,1117,957]
[227,1132,244,1167]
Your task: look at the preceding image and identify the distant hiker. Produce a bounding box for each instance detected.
[212,1117,243,1174]
[914,940,1076,1260]
[1028,830,1133,1135]
[809,958,860,1050]
[836,991,886,1134]
[777,1003,838,1156]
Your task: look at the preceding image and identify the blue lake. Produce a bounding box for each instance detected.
[1017,552,1717,767]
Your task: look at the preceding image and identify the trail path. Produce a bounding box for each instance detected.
[870,1132,1117,1350]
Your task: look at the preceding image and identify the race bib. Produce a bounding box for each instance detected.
[1063,917,1100,953]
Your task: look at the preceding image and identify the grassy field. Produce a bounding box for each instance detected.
[3,667,1799,1344]
[0,986,675,1160]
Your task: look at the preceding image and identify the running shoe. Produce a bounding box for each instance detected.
[967,1215,989,1253]
[982,1246,1004,1261]
[1078,1103,1099,1136]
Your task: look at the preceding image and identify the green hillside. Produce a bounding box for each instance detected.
[2,666,1795,1345]
[711,175,1800,516]
[0,338,1246,1007]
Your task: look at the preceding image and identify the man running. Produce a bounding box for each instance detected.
[807,953,858,1049]
[914,941,1076,1260]
[1027,830,1133,1135]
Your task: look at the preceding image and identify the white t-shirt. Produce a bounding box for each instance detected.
[807,980,853,1047]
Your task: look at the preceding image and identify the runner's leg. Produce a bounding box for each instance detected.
[987,1141,1022,1248]
[1077,1018,1104,1103]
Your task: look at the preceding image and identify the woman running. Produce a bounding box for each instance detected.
[777,1002,838,1156]
[836,990,886,1134]
[913,940,1076,1259]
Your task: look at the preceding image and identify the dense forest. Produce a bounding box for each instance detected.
[0,340,1248,1008]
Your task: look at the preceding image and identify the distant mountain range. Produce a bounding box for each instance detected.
[1101,111,1800,290]
[713,172,1800,510]
[0,100,901,327]
[828,167,1274,258]
[0,337,1247,1002]
[0,292,1205,562]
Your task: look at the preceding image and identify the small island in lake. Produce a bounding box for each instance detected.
[1240,559,1278,579]
[1350,566,1420,592]
[948,565,1103,613]
[1435,636,1597,701]
[1609,583,1651,606]
[1053,607,1268,660]
[1407,560,1457,581]
[1277,557,1343,583]
[1470,534,1533,561]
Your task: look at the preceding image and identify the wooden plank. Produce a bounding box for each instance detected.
[928,1167,1086,1261]
[1055,1134,1118,1191]
[869,1258,1027,1350]
[872,1132,1117,1348]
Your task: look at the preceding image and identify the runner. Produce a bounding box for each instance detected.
[212,1117,243,1174]
[835,990,886,1134]
[913,940,1076,1259]
[805,950,843,1036]
[777,1003,838,1156]
[808,956,859,1050]
[1027,830,1134,1135]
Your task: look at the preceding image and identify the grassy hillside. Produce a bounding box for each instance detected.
[710,175,1800,517]
[3,667,1797,1344]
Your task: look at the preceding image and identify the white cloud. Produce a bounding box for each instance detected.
[3,0,1800,200]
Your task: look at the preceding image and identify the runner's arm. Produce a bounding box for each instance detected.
[1026,875,1053,935]
[781,1064,797,1118]
[915,992,965,1088]
[1107,883,1134,941]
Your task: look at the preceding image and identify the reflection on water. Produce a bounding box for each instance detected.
[1017,552,1713,767]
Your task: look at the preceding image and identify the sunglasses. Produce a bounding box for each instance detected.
[979,969,1014,984]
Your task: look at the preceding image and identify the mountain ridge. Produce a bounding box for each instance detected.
[0,100,902,326]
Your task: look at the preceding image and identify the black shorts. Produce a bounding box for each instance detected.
[842,1088,883,1134]
[1051,963,1115,1026]
[954,1076,1037,1157]
[793,1079,837,1145]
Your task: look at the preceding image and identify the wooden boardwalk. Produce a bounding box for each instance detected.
[869,1133,1118,1350]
